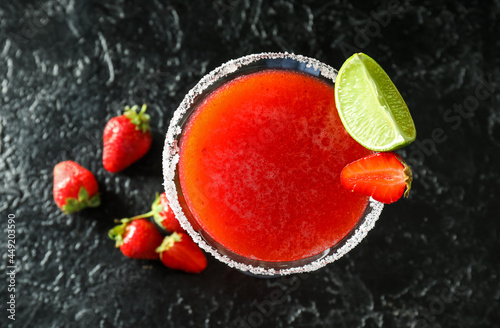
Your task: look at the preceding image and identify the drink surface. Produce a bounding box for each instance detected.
[179,69,372,262]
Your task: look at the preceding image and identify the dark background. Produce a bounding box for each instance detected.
[1,0,499,327]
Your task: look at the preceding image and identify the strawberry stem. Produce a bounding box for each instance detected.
[108,221,128,247]
[61,187,100,214]
[156,232,182,253]
[397,156,413,198]
[128,210,155,221]
[115,193,163,223]
[403,163,413,198]
[108,193,166,248]
[123,104,150,133]
[150,193,167,229]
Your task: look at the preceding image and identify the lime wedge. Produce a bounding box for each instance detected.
[335,53,416,151]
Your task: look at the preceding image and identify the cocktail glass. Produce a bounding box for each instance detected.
[163,53,384,276]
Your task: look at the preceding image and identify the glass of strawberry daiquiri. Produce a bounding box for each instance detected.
[163,53,387,276]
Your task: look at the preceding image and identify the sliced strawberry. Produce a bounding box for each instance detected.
[340,152,412,204]
[53,161,100,214]
[152,193,185,233]
[108,218,163,259]
[156,232,207,274]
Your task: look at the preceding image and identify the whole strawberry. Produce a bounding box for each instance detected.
[108,218,164,259]
[103,104,152,173]
[53,160,100,214]
[156,232,207,274]
[152,193,186,233]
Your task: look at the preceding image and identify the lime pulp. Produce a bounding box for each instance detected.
[335,53,416,152]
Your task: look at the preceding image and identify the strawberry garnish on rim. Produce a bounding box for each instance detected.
[340,152,412,204]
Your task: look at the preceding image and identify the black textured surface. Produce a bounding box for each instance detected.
[1,1,500,327]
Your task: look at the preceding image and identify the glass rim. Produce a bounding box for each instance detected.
[163,52,384,276]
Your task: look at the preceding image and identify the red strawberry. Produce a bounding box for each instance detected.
[152,193,185,233]
[53,161,100,214]
[156,232,207,274]
[103,104,152,173]
[108,218,164,259]
[340,152,412,204]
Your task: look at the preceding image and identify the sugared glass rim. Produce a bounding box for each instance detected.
[163,52,384,276]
